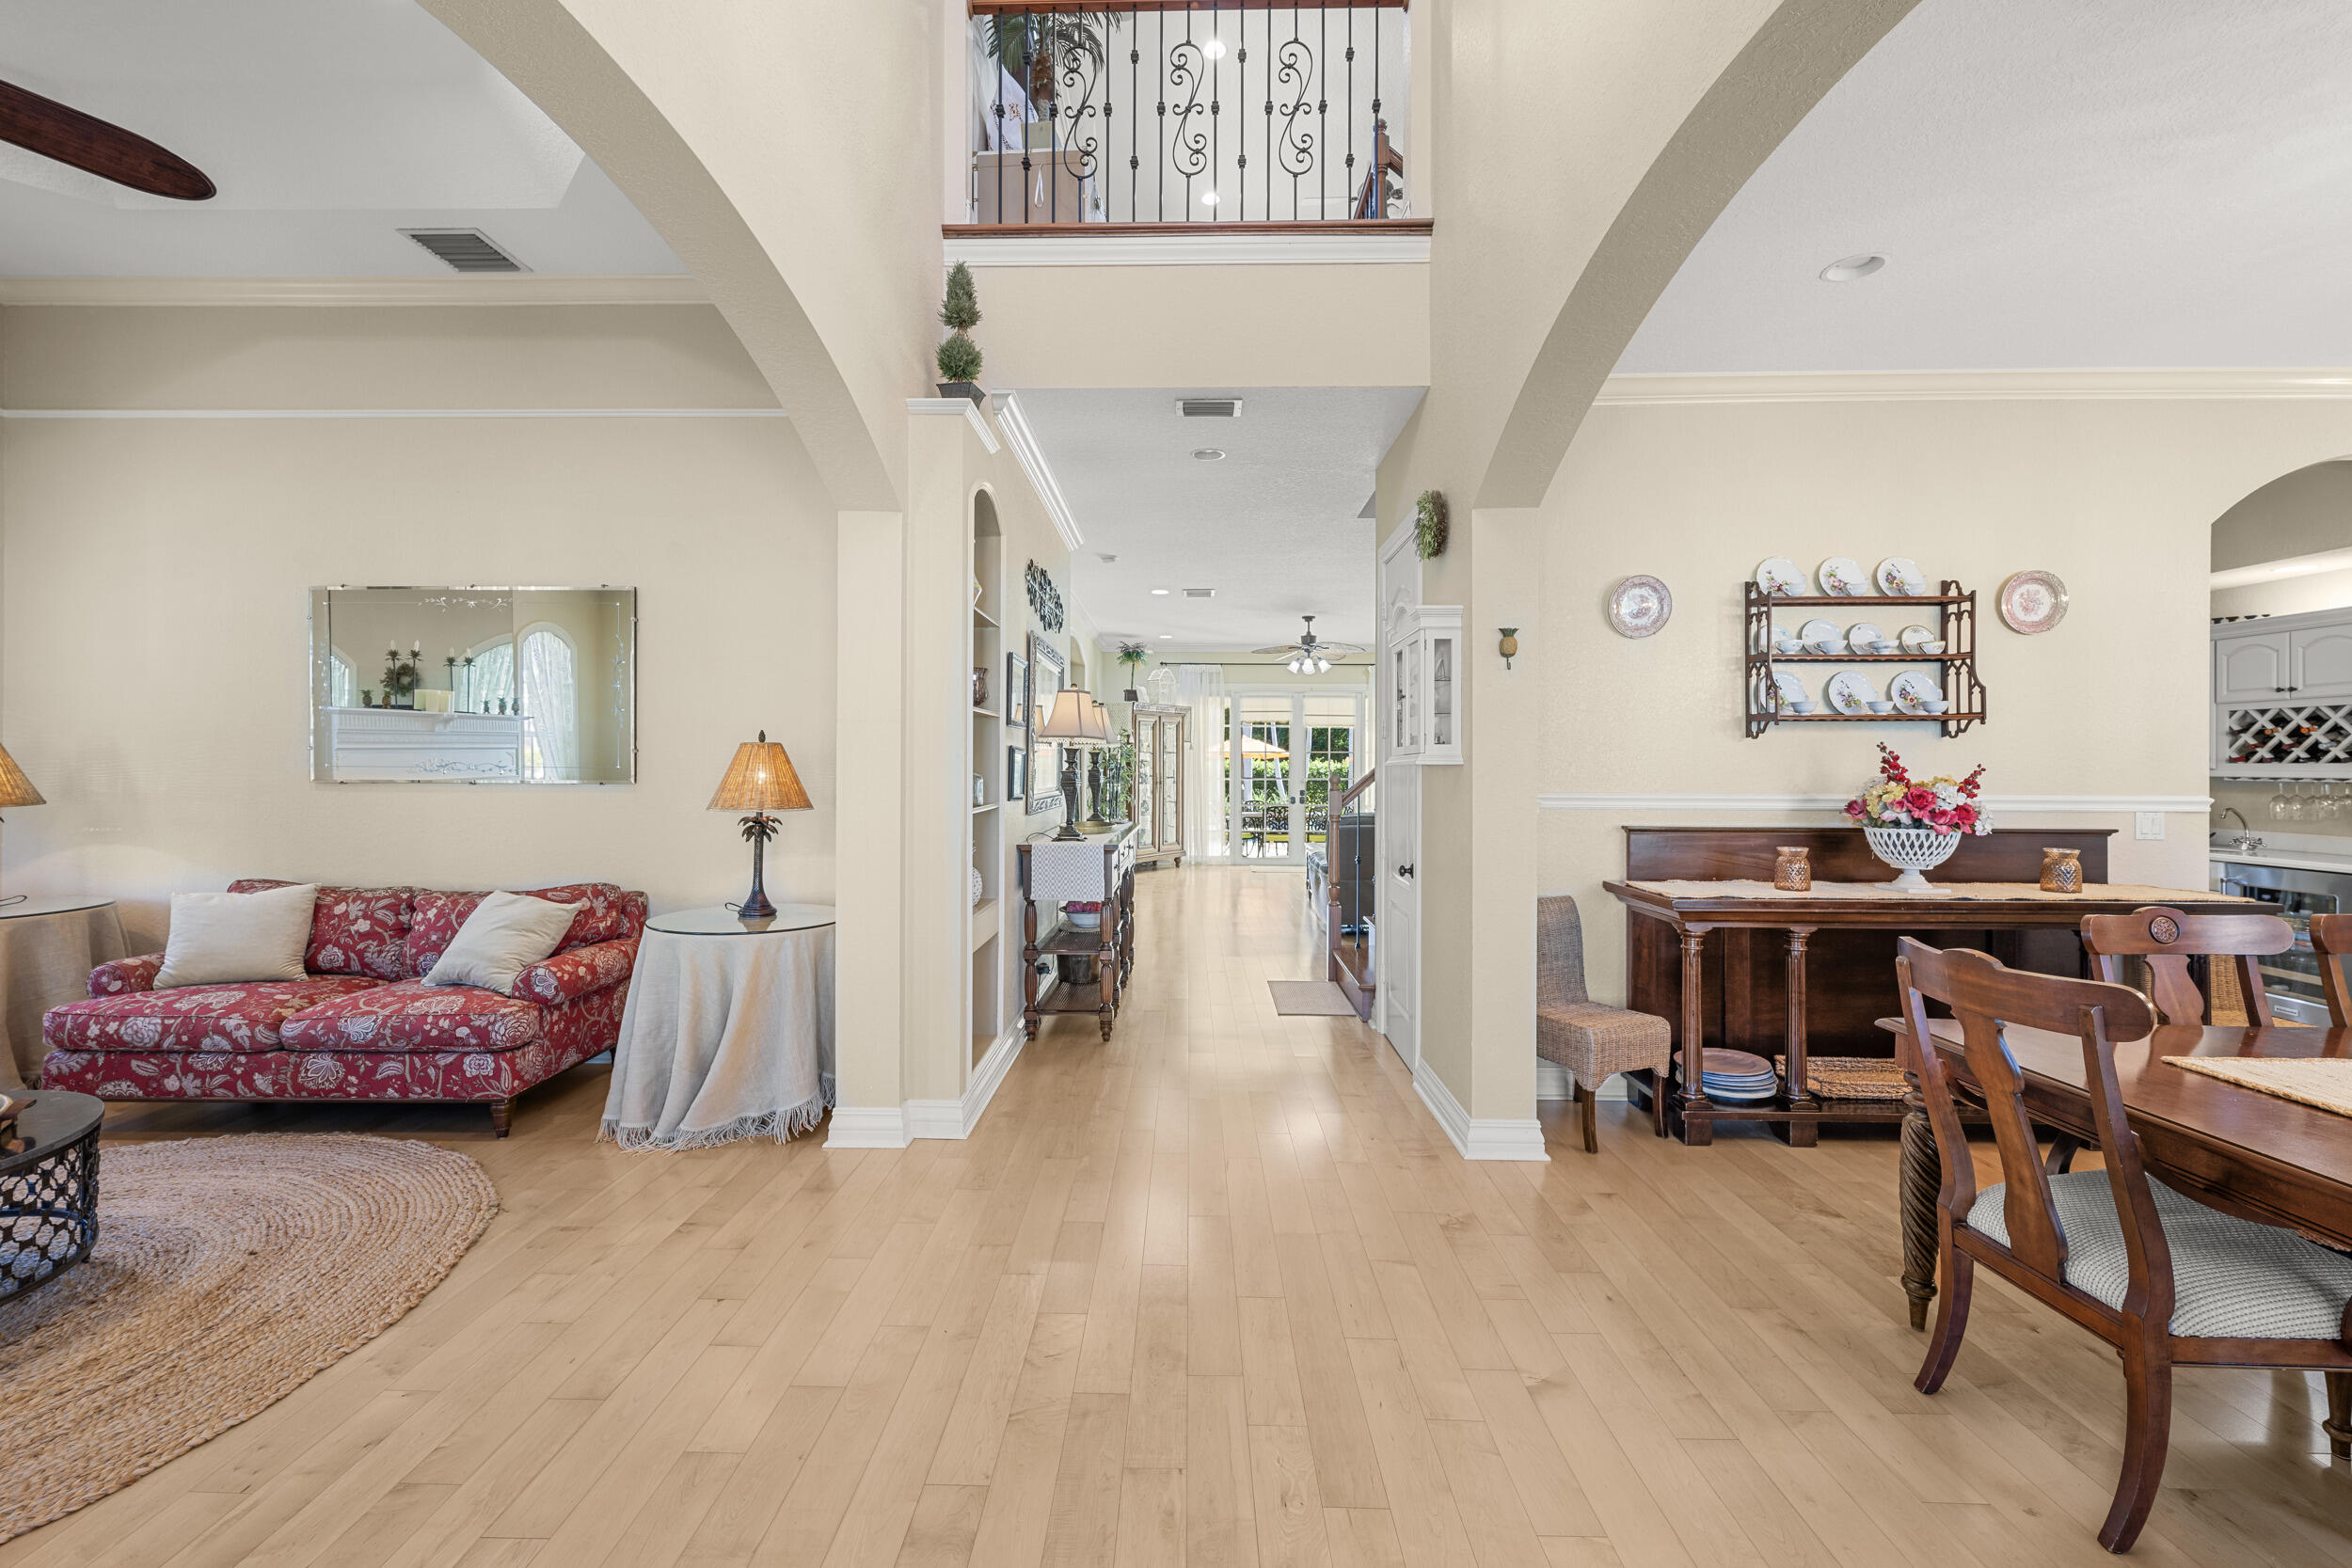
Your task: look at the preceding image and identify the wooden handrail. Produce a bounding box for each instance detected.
[973,1,1406,12]
[1336,768,1375,813]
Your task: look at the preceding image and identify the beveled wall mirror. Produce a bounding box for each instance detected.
[310,586,637,784]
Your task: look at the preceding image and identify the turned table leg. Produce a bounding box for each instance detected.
[1678,927,1711,1147]
[1899,1066,1941,1331]
[1776,927,1819,1148]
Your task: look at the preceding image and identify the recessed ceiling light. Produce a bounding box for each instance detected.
[1820,253,1886,282]
[1151,588,1170,595]
[1158,634,1173,640]
[1193,448,1225,461]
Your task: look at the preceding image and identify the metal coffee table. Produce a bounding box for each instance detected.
[1,1089,102,1299]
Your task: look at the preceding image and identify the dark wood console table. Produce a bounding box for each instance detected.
[1018,827,1138,1040]
[1602,827,2249,1146]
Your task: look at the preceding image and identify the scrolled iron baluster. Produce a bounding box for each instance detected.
[1276,36,1316,188]
[1057,31,1103,197]
[1168,37,1209,195]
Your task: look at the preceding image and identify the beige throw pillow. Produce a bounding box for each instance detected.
[423,892,579,996]
[154,883,320,989]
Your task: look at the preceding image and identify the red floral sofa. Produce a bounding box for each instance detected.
[40,880,645,1136]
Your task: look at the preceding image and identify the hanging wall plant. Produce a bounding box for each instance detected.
[1415,490,1450,560]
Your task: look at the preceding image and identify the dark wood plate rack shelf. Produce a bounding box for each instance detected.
[1743,580,1987,738]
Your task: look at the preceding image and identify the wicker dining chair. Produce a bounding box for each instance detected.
[1899,937,2352,1554]
[1537,895,1672,1151]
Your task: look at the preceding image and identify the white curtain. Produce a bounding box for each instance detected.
[468,638,514,715]
[519,627,579,781]
[1173,664,1225,859]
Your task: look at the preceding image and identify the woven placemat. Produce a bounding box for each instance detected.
[1773,1054,1910,1101]
[2165,1055,2352,1117]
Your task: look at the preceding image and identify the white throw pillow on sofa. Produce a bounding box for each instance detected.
[424,892,579,996]
[154,883,320,989]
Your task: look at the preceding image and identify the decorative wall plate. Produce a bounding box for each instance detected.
[1816,557,1868,596]
[1608,575,1673,637]
[1768,670,1810,713]
[1888,671,1943,713]
[1824,670,1879,714]
[1797,618,1840,643]
[1998,570,2069,634]
[1754,558,1807,596]
[1898,624,1936,653]
[1876,557,1929,595]
[1846,621,1885,650]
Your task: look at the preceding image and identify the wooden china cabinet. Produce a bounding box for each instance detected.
[1129,704,1186,869]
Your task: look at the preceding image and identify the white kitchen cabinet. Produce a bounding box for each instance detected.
[2214,629,2291,703]
[2293,625,2352,700]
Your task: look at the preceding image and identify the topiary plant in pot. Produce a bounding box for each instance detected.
[1116,641,1149,701]
[936,261,985,404]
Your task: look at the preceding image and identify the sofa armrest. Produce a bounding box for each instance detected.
[514,936,637,1006]
[90,952,165,997]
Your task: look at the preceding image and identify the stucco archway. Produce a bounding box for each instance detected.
[416,0,906,512]
[1474,0,1921,508]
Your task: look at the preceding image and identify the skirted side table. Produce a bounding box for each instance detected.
[2,896,125,1089]
[600,904,835,1150]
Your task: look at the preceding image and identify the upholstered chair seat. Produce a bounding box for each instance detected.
[1969,1172,2352,1339]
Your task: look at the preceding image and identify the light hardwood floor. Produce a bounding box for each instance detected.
[9,865,2352,1567]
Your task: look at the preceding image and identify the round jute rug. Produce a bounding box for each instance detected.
[0,1132,497,1543]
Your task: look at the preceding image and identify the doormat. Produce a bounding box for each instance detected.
[1270,980,1358,1016]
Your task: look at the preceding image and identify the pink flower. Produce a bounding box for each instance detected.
[1905,787,1937,814]
[1843,800,1865,818]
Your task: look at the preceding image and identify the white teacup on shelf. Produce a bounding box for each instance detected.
[1920,699,1950,714]
[1868,640,1899,655]
[1809,638,1845,655]
[1790,701,1819,715]
[1866,701,1895,713]
[1774,637,1804,654]
[1918,640,1947,655]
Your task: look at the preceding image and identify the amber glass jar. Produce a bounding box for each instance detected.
[1773,846,1812,893]
[2040,847,2083,895]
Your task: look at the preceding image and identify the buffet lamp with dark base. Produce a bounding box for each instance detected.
[1039,689,1110,842]
[707,729,812,922]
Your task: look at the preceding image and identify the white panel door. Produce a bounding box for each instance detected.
[1375,518,1422,1069]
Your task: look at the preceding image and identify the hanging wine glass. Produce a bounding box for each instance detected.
[2325,782,2343,822]
[2289,781,2310,822]
[2273,780,2294,821]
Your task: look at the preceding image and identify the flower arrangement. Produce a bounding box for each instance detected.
[1843,744,1989,837]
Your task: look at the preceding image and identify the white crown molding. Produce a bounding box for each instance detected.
[905,396,1000,453]
[1537,792,2211,814]
[905,1023,1025,1139]
[1596,369,2352,407]
[1412,1061,1549,1163]
[0,406,785,420]
[824,1103,909,1150]
[0,275,707,308]
[993,393,1084,549]
[945,232,1431,268]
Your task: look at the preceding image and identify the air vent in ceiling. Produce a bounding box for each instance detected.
[1182,588,1216,598]
[400,228,529,274]
[1177,397,1243,418]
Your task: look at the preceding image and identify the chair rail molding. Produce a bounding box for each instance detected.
[1538,792,2212,815]
[1596,369,2352,406]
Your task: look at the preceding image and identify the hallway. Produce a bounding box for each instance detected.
[12,867,2352,1568]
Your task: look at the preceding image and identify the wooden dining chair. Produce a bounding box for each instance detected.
[2078,905,2293,1026]
[1898,937,2352,1553]
[2310,913,2352,1025]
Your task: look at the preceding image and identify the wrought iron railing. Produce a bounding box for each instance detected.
[963,1,1414,229]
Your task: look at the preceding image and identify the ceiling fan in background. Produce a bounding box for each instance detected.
[0,77,215,199]
[1254,615,1364,676]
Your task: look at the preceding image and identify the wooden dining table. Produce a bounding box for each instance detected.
[1890,1015,2352,1334]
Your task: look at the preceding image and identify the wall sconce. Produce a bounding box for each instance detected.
[1498,627,1519,670]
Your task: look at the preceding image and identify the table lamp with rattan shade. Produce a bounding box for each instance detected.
[0,744,43,903]
[1038,689,1110,842]
[708,730,810,921]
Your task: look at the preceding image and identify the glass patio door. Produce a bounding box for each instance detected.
[1226,690,1364,863]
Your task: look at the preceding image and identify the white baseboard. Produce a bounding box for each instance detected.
[904,1024,1025,1139]
[1534,1060,1630,1101]
[1412,1061,1550,1162]
[824,1104,910,1149]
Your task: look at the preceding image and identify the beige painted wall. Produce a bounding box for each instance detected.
[0,304,832,949]
[1539,391,2352,1010]
[2212,566,2352,621]
[2209,459,2352,573]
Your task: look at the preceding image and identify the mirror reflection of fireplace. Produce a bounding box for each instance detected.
[310,586,637,784]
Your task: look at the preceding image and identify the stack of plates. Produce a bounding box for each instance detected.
[1678,1048,1779,1102]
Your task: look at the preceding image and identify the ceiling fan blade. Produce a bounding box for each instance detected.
[1250,644,1306,656]
[0,79,215,200]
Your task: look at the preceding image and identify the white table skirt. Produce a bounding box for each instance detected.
[600,918,835,1150]
[5,898,125,1089]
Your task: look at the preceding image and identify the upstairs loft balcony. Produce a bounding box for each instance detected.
[954,1,1425,237]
